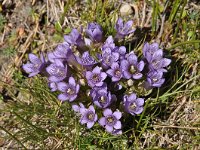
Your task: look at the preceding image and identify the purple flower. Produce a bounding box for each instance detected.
[114,46,126,60]
[101,48,119,69]
[90,83,107,98]
[76,51,98,67]
[80,105,98,129]
[64,29,84,47]
[146,70,165,88]
[106,62,122,82]
[102,36,115,50]
[72,103,85,113]
[46,60,67,82]
[123,93,144,115]
[47,43,73,63]
[99,109,122,133]
[86,66,107,87]
[149,49,171,72]
[92,88,116,108]
[143,42,171,72]
[57,77,80,102]
[22,53,46,77]
[86,22,103,42]
[143,42,160,59]
[121,52,145,79]
[49,82,58,92]
[115,18,135,39]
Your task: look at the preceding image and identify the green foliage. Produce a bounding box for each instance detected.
[0,13,6,31]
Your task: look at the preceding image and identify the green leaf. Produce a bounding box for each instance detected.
[55,22,62,32]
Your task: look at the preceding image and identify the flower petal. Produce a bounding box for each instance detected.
[57,82,68,92]
[72,105,80,112]
[87,122,94,129]
[103,109,112,116]
[98,117,106,126]
[105,125,113,132]
[22,63,34,73]
[132,73,143,79]
[69,77,76,86]
[114,121,122,129]
[135,98,144,106]
[113,111,122,119]
[29,53,40,64]
[58,93,68,101]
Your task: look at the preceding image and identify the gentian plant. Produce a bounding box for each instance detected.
[22,18,171,135]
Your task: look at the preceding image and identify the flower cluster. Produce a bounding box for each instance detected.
[22,18,171,135]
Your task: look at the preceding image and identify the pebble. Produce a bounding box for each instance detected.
[120,4,133,16]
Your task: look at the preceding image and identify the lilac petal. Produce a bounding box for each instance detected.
[111,62,119,69]
[103,109,112,116]
[162,58,171,67]
[80,108,87,114]
[106,69,114,76]
[28,72,39,77]
[69,77,76,86]
[127,54,137,64]
[100,72,107,80]
[113,111,122,119]
[76,84,80,93]
[121,60,129,70]
[129,93,136,101]
[58,93,68,101]
[95,82,104,87]
[64,35,73,44]
[99,117,106,126]
[55,59,64,67]
[69,95,77,102]
[94,114,98,122]
[112,77,120,82]
[114,121,122,129]
[112,52,119,61]
[134,107,144,114]
[80,118,87,124]
[89,105,95,112]
[123,71,132,79]
[72,105,80,112]
[125,20,133,29]
[57,82,68,92]
[105,125,113,132]
[23,63,34,73]
[48,52,56,63]
[151,42,159,50]
[92,66,101,74]
[152,49,163,60]
[118,46,126,55]
[142,42,149,56]
[137,61,145,72]
[86,71,92,79]
[29,53,40,64]
[135,98,144,106]
[87,122,94,129]
[132,73,143,79]
[49,76,61,82]
[40,53,45,63]
[79,103,85,108]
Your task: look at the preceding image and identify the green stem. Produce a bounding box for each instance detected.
[172,0,187,44]
[0,126,27,149]
[136,99,150,130]
[166,40,200,50]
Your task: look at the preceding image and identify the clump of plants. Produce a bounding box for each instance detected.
[22,18,171,135]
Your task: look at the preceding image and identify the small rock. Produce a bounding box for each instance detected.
[120,4,133,16]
